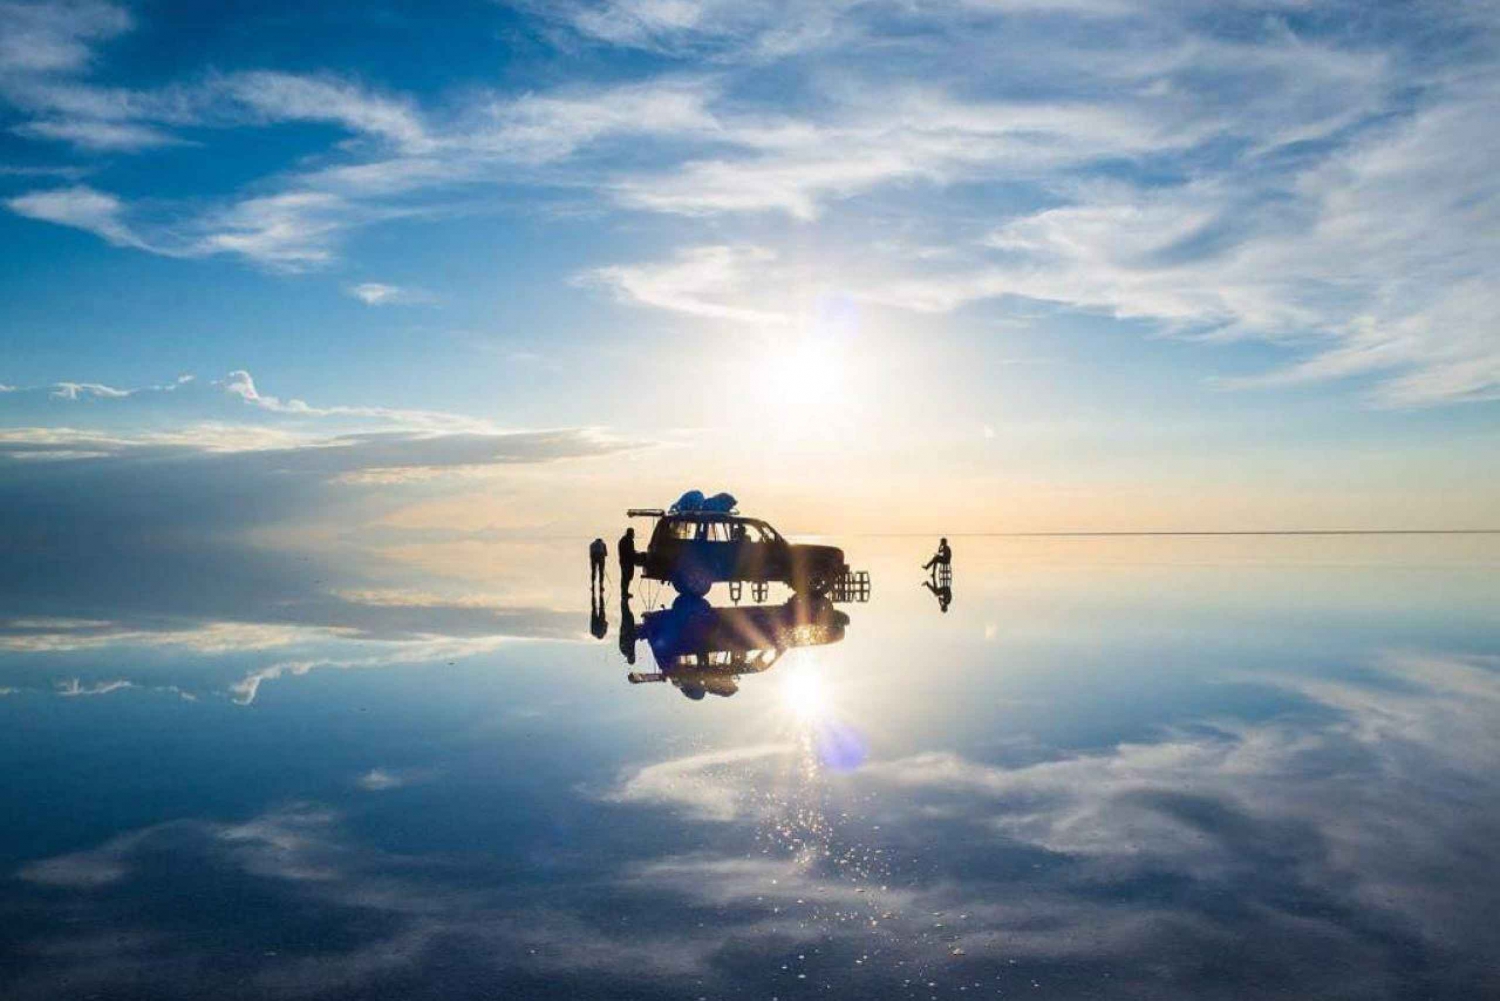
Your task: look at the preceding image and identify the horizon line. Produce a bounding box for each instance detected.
[841,529,1500,538]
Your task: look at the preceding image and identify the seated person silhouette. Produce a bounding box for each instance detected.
[922,538,952,576]
[923,579,953,613]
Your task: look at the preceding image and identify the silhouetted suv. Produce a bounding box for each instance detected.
[627,509,850,598]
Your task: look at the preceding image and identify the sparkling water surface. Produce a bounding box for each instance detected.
[3,535,1498,1000]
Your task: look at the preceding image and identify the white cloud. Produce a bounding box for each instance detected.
[226,633,534,705]
[347,282,433,306]
[478,78,720,162]
[600,649,1500,975]
[195,190,350,268]
[54,677,133,696]
[13,116,184,150]
[583,244,790,324]
[355,767,437,791]
[17,838,135,887]
[4,0,1499,404]
[222,71,432,152]
[17,649,1500,999]
[546,0,871,60]
[613,91,1186,220]
[0,618,324,654]
[5,184,144,248]
[48,379,130,399]
[0,0,131,74]
[607,743,792,820]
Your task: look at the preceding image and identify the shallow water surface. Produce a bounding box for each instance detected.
[3,535,1498,999]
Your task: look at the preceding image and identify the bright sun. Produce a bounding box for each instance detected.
[780,667,829,722]
[759,296,861,433]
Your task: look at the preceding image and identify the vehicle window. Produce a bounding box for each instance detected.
[670,521,697,540]
[707,522,732,542]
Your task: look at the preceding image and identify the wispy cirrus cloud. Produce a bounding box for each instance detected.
[12,116,183,149]
[5,184,145,248]
[582,244,790,324]
[5,0,1500,405]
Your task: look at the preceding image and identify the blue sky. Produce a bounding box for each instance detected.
[1,0,1498,539]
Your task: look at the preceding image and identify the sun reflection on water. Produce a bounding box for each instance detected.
[781,662,831,722]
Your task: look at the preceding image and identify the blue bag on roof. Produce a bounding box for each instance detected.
[701,492,737,513]
[672,490,705,513]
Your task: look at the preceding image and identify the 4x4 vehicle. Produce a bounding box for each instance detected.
[628,507,850,598]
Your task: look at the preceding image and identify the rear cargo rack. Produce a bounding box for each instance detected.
[831,570,871,603]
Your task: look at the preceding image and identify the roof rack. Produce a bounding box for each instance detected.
[626,508,665,518]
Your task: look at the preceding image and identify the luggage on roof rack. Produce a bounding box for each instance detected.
[668,490,738,515]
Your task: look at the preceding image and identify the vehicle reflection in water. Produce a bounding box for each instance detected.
[618,592,850,700]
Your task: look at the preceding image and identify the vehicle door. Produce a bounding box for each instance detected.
[698,519,740,580]
[649,517,696,576]
[732,521,780,580]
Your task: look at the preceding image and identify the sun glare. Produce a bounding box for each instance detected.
[780,666,829,722]
[756,295,861,435]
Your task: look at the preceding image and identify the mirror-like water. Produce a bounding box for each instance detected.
[3,535,1498,1000]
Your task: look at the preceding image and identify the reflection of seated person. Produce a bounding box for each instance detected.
[922,537,952,574]
[923,580,952,613]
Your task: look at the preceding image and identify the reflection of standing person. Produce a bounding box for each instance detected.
[922,537,951,574]
[590,590,608,639]
[618,527,637,598]
[618,594,637,665]
[589,537,607,592]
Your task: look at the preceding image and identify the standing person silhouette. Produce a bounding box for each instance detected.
[618,527,637,598]
[922,537,951,575]
[589,537,607,593]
